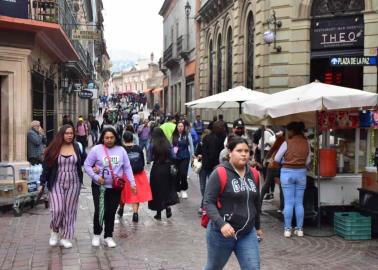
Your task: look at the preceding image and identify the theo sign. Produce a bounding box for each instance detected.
[311,16,364,50]
[78,90,94,99]
[330,56,377,66]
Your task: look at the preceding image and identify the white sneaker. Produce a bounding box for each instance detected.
[294,229,304,237]
[104,237,116,248]
[181,191,188,199]
[49,231,59,246]
[92,235,101,247]
[60,239,72,248]
[284,229,292,238]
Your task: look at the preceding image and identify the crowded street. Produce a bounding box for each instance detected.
[0,172,377,270]
[2,0,378,269]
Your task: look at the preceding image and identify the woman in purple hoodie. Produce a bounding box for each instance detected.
[84,127,136,248]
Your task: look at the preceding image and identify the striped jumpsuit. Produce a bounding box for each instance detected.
[49,154,81,239]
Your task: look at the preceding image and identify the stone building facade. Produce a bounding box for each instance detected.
[159,0,197,117]
[197,0,378,122]
[0,0,109,165]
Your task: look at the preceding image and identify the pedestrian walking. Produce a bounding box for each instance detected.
[89,115,100,146]
[84,127,136,248]
[76,117,89,148]
[159,115,176,142]
[171,121,194,199]
[62,115,74,128]
[274,121,311,238]
[194,129,211,214]
[193,114,205,137]
[117,131,152,222]
[126,124,139,145]
[132,112,141,131]
[147,127,179,220]
[39,124,86,248]
[137,119,150,153]
[260,131,285,212]
[203,136,262,270]
[27,120,47,165]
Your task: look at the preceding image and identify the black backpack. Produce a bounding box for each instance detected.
[127,147,144,173]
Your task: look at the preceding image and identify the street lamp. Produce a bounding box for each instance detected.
[185,1,191,51]
[263,10,282,52]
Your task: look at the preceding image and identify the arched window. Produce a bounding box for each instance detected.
[217,34,222,93]
[226,27,233,90]
[209,40,214,95]
[311,0,364,16]
[246,12,254,89]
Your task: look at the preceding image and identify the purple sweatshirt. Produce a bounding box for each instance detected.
[84,144,136,188]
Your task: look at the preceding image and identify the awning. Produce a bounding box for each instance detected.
[0,15,79,62]
[152,87,163,93]
[144,88,153,93]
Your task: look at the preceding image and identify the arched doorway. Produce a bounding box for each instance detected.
[310,0,365,89]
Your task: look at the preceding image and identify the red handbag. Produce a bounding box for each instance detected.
[201,166,259,228]
[103,145,125,190]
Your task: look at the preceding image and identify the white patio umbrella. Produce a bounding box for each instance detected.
[243,82,378,233]
[243,82,378,125]
[185,86,269,115]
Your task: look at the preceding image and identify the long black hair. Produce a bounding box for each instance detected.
[151,127,171,162]
[172,120,187,145]
[98,127,122,146]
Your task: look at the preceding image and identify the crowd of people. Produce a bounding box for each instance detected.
[27,98,312,270]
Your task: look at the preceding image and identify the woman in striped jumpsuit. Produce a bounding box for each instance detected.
[39,124,86,248]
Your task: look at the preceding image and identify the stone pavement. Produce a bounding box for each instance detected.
[0,169,377,270]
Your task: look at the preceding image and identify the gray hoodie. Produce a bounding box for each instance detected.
[203,162,261,237]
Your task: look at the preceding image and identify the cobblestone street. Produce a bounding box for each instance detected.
[0,171,377,270]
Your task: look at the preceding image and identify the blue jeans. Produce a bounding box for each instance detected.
[139,139,149,152]
[280,168,307,230]
[204,222,260,270]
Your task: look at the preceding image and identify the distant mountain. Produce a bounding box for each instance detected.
[109,49,146,73]
[111,60,135,73]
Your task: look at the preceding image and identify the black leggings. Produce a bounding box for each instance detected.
[174,158,190,192]
[92,183,121,238]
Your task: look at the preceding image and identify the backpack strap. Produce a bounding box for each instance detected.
[250,166,260,187]
[216,166,228,209]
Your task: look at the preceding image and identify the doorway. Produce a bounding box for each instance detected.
[311,58,363,89]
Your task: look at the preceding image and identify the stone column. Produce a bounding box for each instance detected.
[0,46,32,162]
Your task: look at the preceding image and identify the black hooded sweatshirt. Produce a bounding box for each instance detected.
[203,162,261,238]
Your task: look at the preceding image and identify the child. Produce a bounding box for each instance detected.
[118,131,152,222]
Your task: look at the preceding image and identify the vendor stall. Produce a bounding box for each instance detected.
[243,82,378,219]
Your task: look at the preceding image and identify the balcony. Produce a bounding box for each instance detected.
[29,0,94,77]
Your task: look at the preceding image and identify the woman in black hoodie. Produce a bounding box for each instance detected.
[203,136,262,270]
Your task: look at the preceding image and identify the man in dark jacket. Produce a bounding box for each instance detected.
[27,120,47,165]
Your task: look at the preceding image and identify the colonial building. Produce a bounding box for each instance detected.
[0,0,109,165]
[110,56,164,109]
[159,0,197,117]
[197,0,378,122]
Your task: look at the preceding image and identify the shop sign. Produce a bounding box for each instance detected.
[311,16,364,50]
[72,30,101,41]
[0,0,28,18]
[318,111,359,131]
[78,90,94,99]
[330,56,377,66]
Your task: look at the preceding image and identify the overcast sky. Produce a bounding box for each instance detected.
[102,0,164,61]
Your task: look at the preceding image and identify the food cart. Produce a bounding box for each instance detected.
[243,82,378,227]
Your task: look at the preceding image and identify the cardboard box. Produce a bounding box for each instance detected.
[362,172,378,193]
[0,180,28,198]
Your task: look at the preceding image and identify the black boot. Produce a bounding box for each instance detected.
[117,206,124,217]
[166,207,172,218]
[132,213,139,222]
[154,211,161,220]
